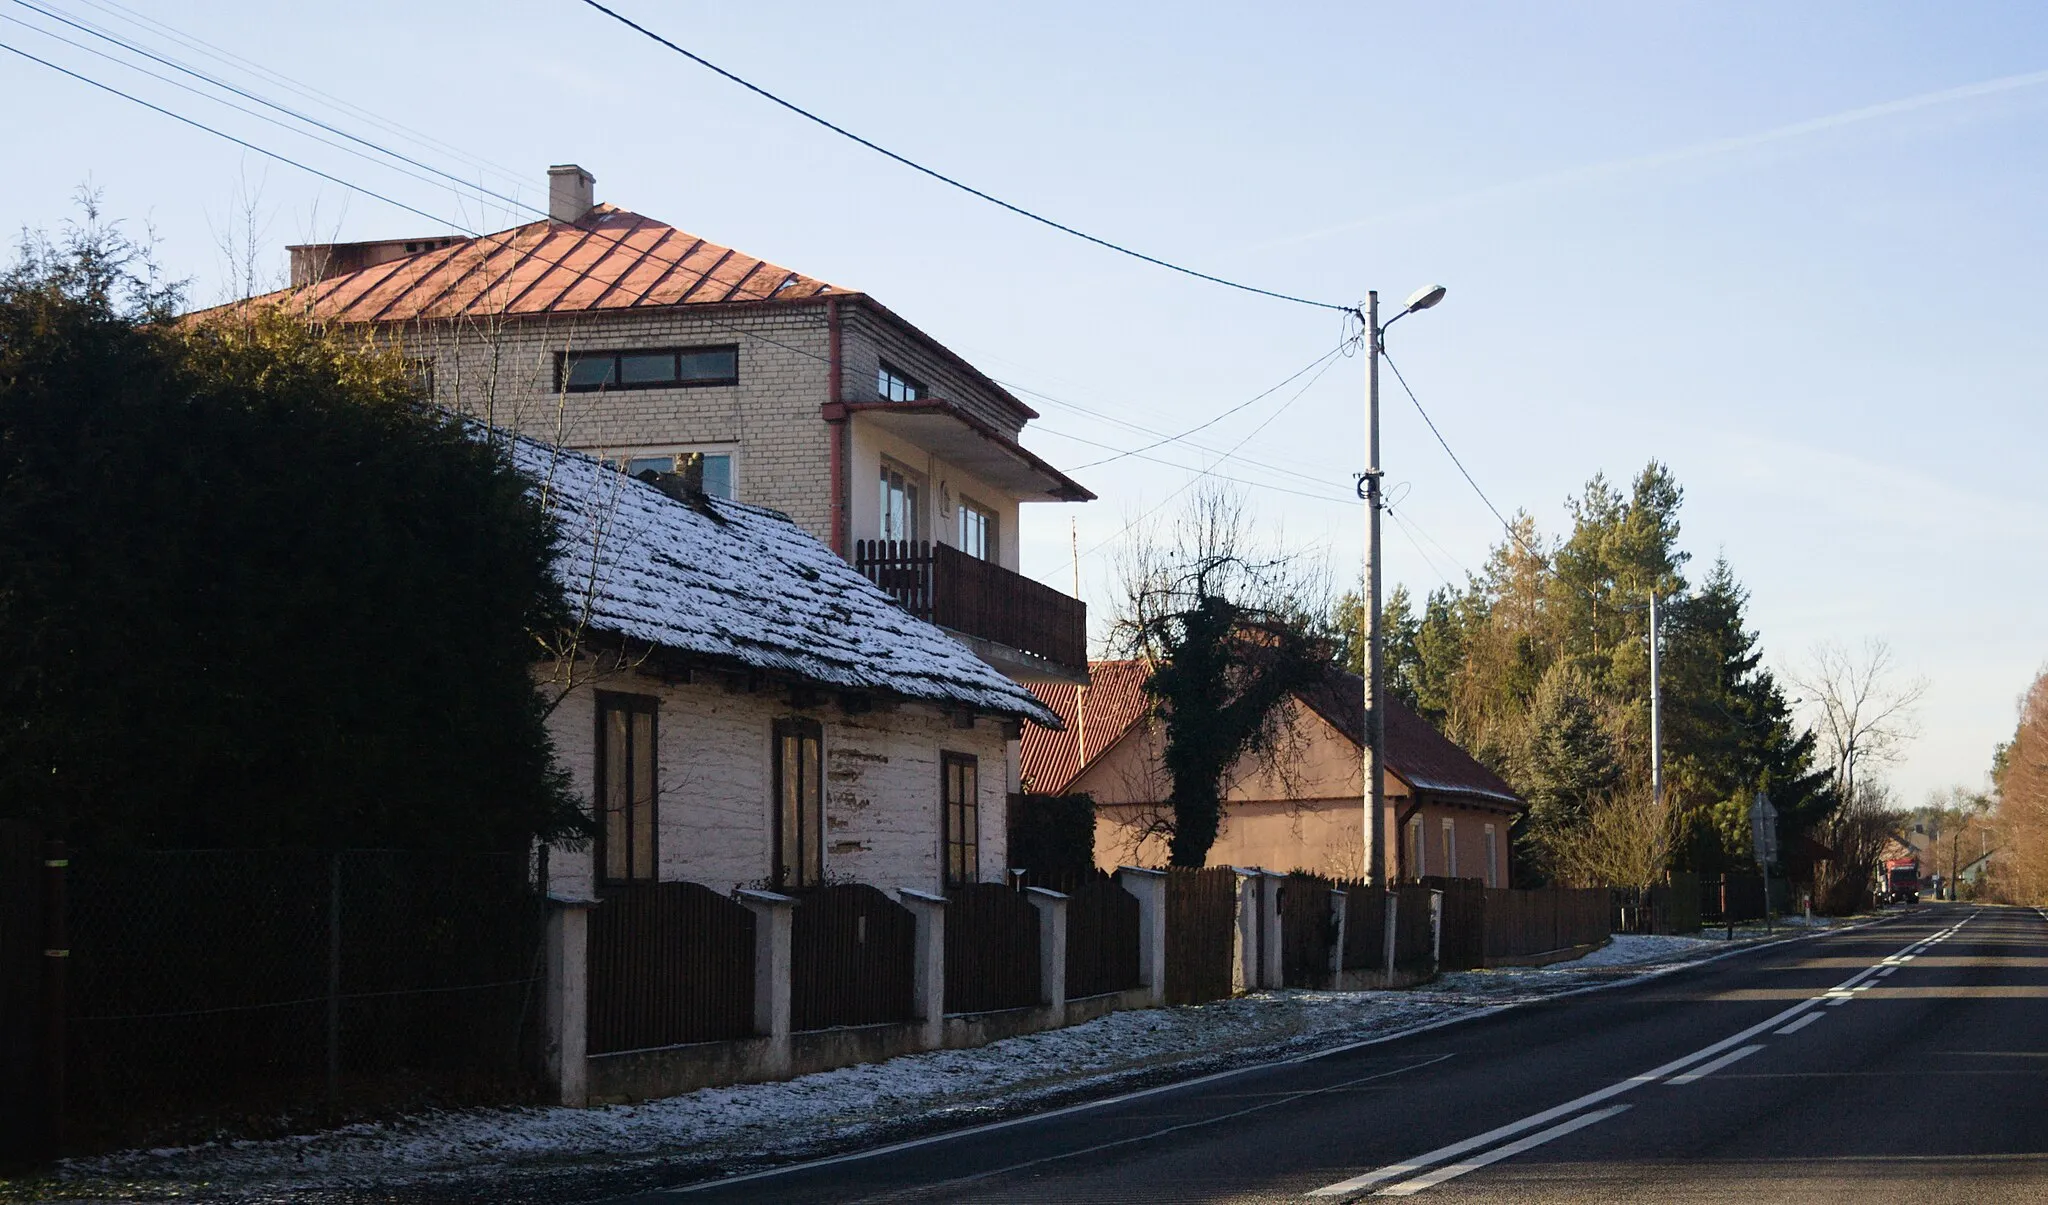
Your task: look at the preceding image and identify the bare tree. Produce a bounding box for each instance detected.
[1549,790,1681,895]
[1789,638,1928,811]
[1991,669,2048,905]
[1108,484,1336,865]
[1814,777,1900,914]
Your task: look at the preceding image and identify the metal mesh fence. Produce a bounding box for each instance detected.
[65,847,545,1150]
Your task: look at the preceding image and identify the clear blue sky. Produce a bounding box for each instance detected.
[4,0,2043,805]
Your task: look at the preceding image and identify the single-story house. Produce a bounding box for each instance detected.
[1021,660,1525,885]
[512,436,1059,898]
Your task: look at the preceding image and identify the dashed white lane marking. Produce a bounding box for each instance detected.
[1775,1013,1824,1035]
[1372,1107,1633,1198]
[1666,1044,1764,1085]
[1308,917,1951,1199]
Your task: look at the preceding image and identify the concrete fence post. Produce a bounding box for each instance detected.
[1232,867,1262,993]
[1381,889,1399,988]
[543,893,598,1107]
[897,888,947,1049]
[1115,866,1167,1006]
[1429,888,1444,976]
[1024,887,1069,1010]
[1259,871,1285,990]
[736,890,795,1040]
[1328,888,1348,981]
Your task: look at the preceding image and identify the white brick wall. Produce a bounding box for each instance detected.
[545,665,1009,898]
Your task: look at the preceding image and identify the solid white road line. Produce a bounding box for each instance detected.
[1372,1107,1633,1197]
[1775,1013,1824,1035]
[1665,1044,1763,1085]
[1306,919,1944,1199]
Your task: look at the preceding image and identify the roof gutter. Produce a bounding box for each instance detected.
[827,296,847,557]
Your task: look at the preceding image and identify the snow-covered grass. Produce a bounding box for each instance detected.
[24,934,1762,1203]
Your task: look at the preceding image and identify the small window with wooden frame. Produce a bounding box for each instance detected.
[595,692,659,884]
[772,718,824,889]
[941,752,979,887]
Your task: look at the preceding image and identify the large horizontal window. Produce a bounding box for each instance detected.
[558,346,739,392]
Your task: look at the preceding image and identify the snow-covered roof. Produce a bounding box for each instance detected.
[511,437,1058,726]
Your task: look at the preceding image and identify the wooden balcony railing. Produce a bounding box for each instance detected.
[854,540,1087,674]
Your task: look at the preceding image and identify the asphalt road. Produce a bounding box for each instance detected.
[613,904,2048,1204]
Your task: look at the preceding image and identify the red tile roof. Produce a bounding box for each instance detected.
[1021,661,1524,810]
[1018,660,1152,794]
[259,206,838,323]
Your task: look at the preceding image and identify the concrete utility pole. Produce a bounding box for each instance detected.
[1363,290,1384,887]
[1649,591,1664,810]
[1361,285,1446,887]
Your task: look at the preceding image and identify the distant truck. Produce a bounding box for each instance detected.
[1883,859,1921,905]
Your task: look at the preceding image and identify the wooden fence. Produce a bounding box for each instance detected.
[585,882,755,1055]
[1057,874,1142,1000]
[1340,883,1386,972]
[944,884,1040,1014]
[790,885,916,1031]
[0,822,45,1166]
[1279,874,1338,988]
[1164,868,1236,1005]
[1481,887,1611,963]
[1423,878,1487,971]
[1393,885,1436,971]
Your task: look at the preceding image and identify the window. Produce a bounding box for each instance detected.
[1406,816,1424,880]
[610,450,735,499]
[942,752,979,887]
[596,693,658,884]
[558,345,739,392]
[1484,824,1499,889]
[1442,817,1458,879]
[772,719,823,889]
[879,463,921,542]
[878,360,927,402]
[956,497,996,561]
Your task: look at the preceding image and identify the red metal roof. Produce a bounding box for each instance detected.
[1019,660,1152,794]
[1021,661,1524,810]
[257,206,838,323]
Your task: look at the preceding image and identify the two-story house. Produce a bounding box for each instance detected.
[268,165,1093,708]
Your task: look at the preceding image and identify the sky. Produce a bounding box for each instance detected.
[3,0,2043,805]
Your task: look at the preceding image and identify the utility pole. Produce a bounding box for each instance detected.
[1362,289,1385,887]
[1649,591,1664,810]
[1359,285,1445,887]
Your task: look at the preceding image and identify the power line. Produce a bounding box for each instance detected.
[569,0,1352,313]
[10,32,1365,522]
[54,0,528,192]
[1063,334,1357,472]
[1032,426,1352,504]
[1076,340,1355,560]
[10,0,533,218]
[997,377,1346,491]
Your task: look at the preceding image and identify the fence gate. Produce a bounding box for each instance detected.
[0,822,45,1165]
[1422,878,1486,971]
[1164,868,1236,1005]
[1279,874,1336,988]
[1339,883,1387,972]
[586,882,756,1054]
[790,885,915,1030]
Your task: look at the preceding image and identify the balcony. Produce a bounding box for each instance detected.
[854,540,1087,679]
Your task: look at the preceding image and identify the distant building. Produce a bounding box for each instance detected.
[1021,661,1526,884]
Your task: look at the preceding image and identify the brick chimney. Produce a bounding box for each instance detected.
[548,164,596,223]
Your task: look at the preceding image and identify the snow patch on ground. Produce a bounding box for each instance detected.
[38,933,1764,1202]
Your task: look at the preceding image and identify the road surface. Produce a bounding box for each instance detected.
[615,904,2048,1203]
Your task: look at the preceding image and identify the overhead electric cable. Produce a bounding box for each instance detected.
[1033,426,1352,504]
[1063,338,1355,471]
[569,0,1351,313]
[10,0,534,219]
[52,0,528,191]
[10,36,1361,517]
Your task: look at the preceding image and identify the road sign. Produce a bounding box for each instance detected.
[1750,791,1779,865]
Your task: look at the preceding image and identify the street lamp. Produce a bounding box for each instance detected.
[1361,285,1447,888]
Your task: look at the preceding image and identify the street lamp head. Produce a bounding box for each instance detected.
[1404,284,1447,312]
